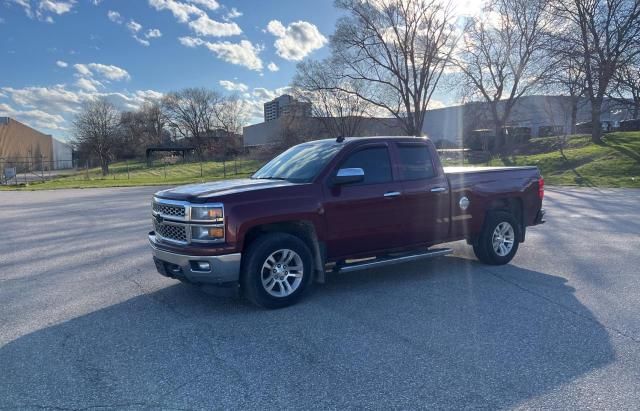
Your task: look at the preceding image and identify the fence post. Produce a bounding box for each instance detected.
[200,160,203,178]
[126,160,130,180]
[86,161,89,180]
[223,159,226,179]
[164,162,167,179]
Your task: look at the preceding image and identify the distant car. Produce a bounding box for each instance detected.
[149,136,545,308]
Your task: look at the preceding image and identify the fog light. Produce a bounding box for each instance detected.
[191,261,211,272]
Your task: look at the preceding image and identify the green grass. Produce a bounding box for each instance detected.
[481,132,640,188]
[1,158,263,191]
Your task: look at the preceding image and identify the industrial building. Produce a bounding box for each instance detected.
[0,117,73,170]
[244,94,635,147]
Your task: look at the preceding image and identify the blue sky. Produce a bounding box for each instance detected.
[0,0,343,140]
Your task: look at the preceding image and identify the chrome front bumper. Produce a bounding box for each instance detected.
[149,232,242,285]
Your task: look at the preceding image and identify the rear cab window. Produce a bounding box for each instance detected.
[396,144,436,181]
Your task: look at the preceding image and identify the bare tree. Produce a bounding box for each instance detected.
[72,98,121,176]
[214,95,248,160]
[611,57,640,120]
[456,0,557,151]
[328,0,458,136]
[140,99,169,145]
[293,59,372,138]
[548,52,587,134]
[554,0,640,143]
[162,88,221,156]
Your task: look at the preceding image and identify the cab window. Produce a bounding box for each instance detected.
[339,146,392,185]
[397,144,436,180]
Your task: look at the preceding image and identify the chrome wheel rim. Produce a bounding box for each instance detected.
[261,249,304,298]
[492,222,515,257]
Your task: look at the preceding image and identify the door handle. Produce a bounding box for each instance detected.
[430,187,447,193]
[384,191,401,198]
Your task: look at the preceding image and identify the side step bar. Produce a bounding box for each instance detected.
[335,248,452,273]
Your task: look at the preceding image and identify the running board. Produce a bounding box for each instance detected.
[335,248,452,273]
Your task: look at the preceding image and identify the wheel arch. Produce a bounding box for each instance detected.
[485,197,525,242]
[242,220,326,283]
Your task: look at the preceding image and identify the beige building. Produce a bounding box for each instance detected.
[0,117,72,170]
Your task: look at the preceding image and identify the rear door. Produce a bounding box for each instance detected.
[322,144,406,258]
[394,142,450,246]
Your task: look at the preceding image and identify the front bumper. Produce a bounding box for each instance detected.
[149,232,242,285]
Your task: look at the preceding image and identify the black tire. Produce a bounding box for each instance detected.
[241,233,313,309]
[473,211,520,265]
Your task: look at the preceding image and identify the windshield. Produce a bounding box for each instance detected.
[252,141,343,183]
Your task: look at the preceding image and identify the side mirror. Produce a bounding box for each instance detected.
[333,168,365,185]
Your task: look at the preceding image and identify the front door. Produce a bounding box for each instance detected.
[323,144,406,259]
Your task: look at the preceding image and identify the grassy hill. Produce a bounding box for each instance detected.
[485,131,640,188]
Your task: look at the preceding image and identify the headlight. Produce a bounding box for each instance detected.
[191,206,223,222]
[191,225,225,242]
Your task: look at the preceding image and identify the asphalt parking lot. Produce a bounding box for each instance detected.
[1,186,640,410]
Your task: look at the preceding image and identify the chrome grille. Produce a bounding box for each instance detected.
[154,220,188,244]
[153,202,186,218]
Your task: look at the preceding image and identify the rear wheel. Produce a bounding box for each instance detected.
[473,211,519,265]
[241,233,313,309]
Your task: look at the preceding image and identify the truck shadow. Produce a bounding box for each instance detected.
[0,257,615,409]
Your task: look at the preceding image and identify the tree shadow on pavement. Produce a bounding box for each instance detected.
[0,257,615,410]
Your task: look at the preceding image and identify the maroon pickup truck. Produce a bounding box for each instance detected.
[149,136,545,308]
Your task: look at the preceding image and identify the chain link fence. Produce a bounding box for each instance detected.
[1,153,262,187]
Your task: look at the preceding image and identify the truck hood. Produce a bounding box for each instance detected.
[154,178,298,202]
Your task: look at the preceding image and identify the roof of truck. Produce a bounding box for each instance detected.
[307,136,431,145]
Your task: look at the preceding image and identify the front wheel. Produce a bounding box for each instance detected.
[241,233,313,309]
[473,211,520,265]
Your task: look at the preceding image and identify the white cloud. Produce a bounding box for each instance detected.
[88,63,131,81]
[225,7,242,20]
[74,63,131,81]
[188,14,241,36]
[107,10,123,24]
[9,0,33,18]
[145,28,162,38]
[133,36,151,46]
[187,0,219,10]
[2,85,82,114]
[127,19,142,33]
[252,86,291,101]
[1,84,164,137]
[39,0,75,15]
[266,20,327,61]
[73,63,92,77]
[10,0,77,22]
[75,77,103,93]
[148,0,203,23]
[0,17,5,24]
[267,62,279,72]
[178,36,202,48]
[219,80,248,93]
[179,37,263,71]
[56,60,68,68]
[0,102,68,130]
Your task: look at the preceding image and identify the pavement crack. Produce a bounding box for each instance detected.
[482,267,640,344]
